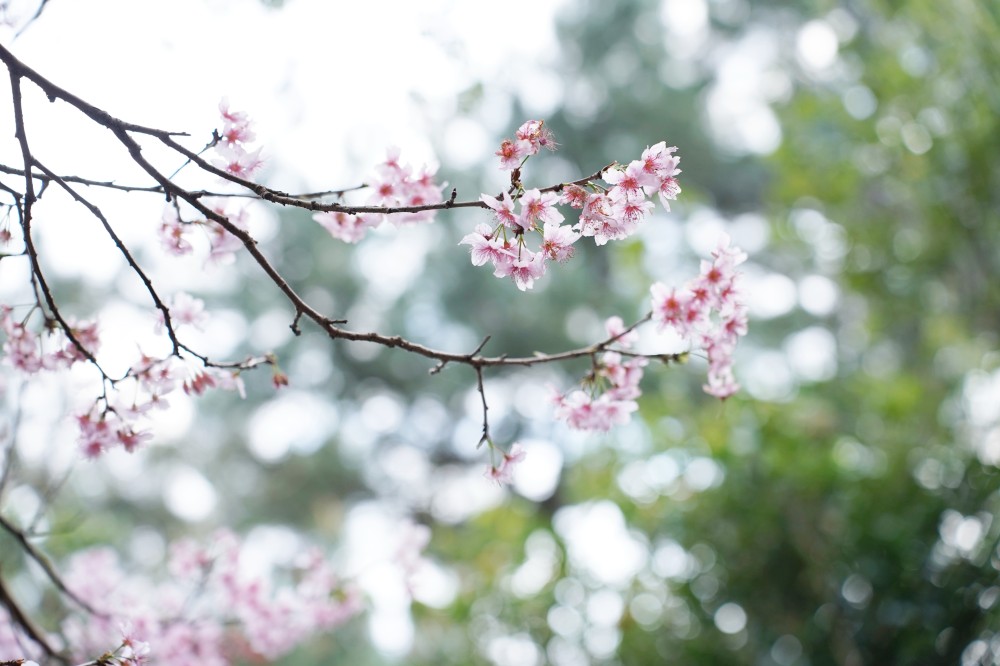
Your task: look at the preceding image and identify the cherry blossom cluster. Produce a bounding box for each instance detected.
[0,296,246,459]
[461,120,683,291]
[552,317,648,432]
[77,295,248,458]
[213,98,263,180]
[568,138,681,244]
[651,235,749,399]
[0,306,98,373]
[74,349,245,459]
[495,119,558,170]
[16,530,361,665]
[158,197,250,266]
[312,147,443,243]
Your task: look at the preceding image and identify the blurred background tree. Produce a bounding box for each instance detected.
[2,0,999,664]
[398,0,1000,664]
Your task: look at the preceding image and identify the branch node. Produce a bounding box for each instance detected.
[290,310,303,336]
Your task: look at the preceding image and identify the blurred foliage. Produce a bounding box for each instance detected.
[400,0,1000,664]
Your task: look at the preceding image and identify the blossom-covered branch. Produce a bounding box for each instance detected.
[0,38,748,665]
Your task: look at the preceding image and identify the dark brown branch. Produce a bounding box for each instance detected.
[0,163,371,202]
[159,133,613,215]
[0,162,165,194]
[29,160,183,357]
[8,65,107,379]
[0,43,187,138]
[3,43,674,397]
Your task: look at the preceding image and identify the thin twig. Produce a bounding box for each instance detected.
[30,159,183,357]
[475,366,490,446]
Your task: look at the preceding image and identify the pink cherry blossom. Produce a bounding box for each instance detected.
[460,223,511,267]
[481,192,519,229]
[158,207,192,256]
[515,120,557,153]
[541,222,580,262]
[494,248,547,291]
[485,443,527,485]
[518,188,564,230]
[57,530,362,665]
[650,235,749,400]
[561,184,589,209]
[604,161,646,201]
[156,292,207,333]
[313,211,377,244]
[218,97,248,126]
[214,143,264,179]
[657,176,682,210]
[496,138,527,171]
[605,315,638,349]
[202,198,250,266]
[316,147,441,237]
[552,389,638,432]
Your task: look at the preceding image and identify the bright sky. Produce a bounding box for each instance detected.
[3,0,567,181]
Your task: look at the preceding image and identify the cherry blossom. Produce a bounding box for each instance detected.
[313,211,377,244]
[312,147,442,242]
[214,143,264,179]
[518,188,564,230]
[49,531,363,665]
[496,138,528,171]
[485,443,527,485]
[552,317,649,432]
[481,192,519,229]
[541,222,580,262]
[494,247,547,292]
[212,99,263,180]
[464,125,693,290]
[203,198,250,265]
[650,234,748,399]
[158,207,192,256]
[515,119,557,153]
[155,292,207,333]
[459,223,510,267]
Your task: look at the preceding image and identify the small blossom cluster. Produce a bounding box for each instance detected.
[568,139,681,246]
[462,121,681,290]
[77,294,246,458]
[0,306,98,372]
[158,197,250,266]
[484,442,527,485]
[1,296,246,458]
[213,98,263,180]
[54,530,362,665]
[651,235,748,399]
[75,354,245,459]
[495,119,557,170]
[552,317,649,432]
[312,147,443,244]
